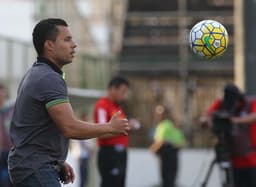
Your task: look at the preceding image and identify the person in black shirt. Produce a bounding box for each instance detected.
[8,18,130,187]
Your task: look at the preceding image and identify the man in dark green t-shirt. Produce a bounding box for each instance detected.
[8,18,130,187]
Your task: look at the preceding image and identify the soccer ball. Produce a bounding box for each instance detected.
[189,20,229,59]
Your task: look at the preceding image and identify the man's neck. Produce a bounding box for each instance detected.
[43,56,63,69]
[107,94,117,103]
[37,56,63,75]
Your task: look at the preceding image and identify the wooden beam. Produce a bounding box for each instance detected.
[234,0,245,91]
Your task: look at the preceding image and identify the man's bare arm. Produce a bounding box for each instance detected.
[149,141,163,153]
[48,103,130,139]
[231,113,256,124]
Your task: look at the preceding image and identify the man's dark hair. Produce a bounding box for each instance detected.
[108,76,130,88]
[32,18,68,56]
[221,83,244,113]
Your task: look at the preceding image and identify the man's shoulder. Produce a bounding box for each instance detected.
[165,119,174,126]
[29,64,64,85]
[95,98,114,113]
[207,98,222,115]
[20,64,66,99]
[160,120,173,128]
[95,97,109,106]
[32,63,59,76]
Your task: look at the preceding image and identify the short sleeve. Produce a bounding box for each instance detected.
[207,99,222,116]
[154,124,165,141]
[168,124,186,147]
[34,73,69,109]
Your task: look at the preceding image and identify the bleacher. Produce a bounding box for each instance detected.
[120,0,234,75]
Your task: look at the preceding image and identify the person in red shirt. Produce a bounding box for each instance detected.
[207,83,256,187]
[94,76,137,187]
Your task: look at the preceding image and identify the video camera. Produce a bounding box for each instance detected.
[211,111,232,137]
[211,83,244,137]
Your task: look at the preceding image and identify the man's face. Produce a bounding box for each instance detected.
[154,105,165,122]
[0,88,7,108]
[51,26,77,65]
[111,84,129,103]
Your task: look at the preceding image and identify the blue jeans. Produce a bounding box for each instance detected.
[0,150,12,187]
[13,165,61,187]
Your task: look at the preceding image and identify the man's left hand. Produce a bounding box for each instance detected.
[60,162,75,184]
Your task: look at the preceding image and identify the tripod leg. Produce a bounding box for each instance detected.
[218,163,234,187]
[201,159,216,187]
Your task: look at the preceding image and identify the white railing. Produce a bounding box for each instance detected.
[0,35,115,102]
[0,35,36,99]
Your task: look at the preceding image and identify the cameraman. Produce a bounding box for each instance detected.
[207,83,256,187]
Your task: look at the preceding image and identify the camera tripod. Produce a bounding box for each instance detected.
[201,142,234,187]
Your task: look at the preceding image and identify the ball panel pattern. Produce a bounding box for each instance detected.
[189,20,229,59]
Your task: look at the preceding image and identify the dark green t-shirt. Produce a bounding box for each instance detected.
[8,59,70,184]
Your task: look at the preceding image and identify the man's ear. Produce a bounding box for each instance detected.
[44,40,55,52]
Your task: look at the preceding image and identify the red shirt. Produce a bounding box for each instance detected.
[207,99,256,168]
[94,97,128,148]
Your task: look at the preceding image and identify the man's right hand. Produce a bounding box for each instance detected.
[109,111,130,135]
